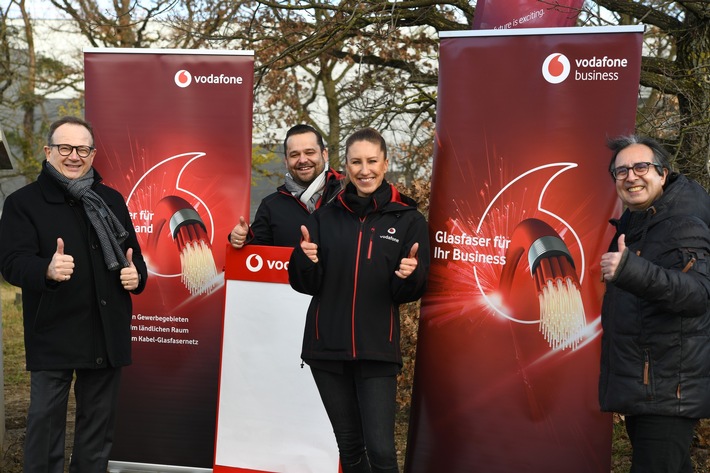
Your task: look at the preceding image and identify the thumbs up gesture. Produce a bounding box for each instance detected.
[47,238,75,282]
[600,234,626,282]
[395,243,419,279]
[300,225,319,263]
[230,216,249,249]
[120,247,140,291]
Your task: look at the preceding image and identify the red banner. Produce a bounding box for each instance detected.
[472,0,584,29]
[406,26,643,472]
[84,49,253,470]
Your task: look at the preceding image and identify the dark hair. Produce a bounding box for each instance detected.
[283,124,326,156]
[345,127,387,162]
[47,116,95,146]
[607,134,672,181]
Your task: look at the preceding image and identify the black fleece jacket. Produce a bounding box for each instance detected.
[289,181,430,365]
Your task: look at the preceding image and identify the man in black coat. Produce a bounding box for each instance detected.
[0,116,148,473]
[599,134,710,473]
[229,124,343,248]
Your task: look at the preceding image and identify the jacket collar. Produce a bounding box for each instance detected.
[337,180,418,216]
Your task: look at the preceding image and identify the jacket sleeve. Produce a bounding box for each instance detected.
[288,217,322,295]
[614,245,710,317]
[0,193,59,293]
[390,211,430,304]
[248,200,274,246]
[0,195,55,293]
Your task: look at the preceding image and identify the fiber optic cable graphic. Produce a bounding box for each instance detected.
[150,195,218,295]
[499,218,585,350]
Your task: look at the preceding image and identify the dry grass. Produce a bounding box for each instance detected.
[2,282,30,473]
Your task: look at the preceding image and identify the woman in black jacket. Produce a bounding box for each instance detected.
[599,135,710,473]
[289,128,430,473]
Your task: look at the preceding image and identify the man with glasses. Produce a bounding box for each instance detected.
[0,116,148,473]
[229,124,343,248]
[599,134,710,473]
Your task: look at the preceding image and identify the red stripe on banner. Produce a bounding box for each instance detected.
[406,26,643,473]
[213,464,344,473]
[213,465,277,473]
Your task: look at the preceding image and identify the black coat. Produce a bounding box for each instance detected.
[247,168,344,247]
[0,164,147,371]
[599,173,710,418]
[289,182,430,365]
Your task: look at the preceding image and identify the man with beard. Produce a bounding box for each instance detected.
[230,124,343,248]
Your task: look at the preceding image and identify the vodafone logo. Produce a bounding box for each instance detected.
[246,254,264,272]
[174,70,192,88]
[245,253,289,272]
[542,53,571,84]
[174,69,244,88]
[226,247,292,283]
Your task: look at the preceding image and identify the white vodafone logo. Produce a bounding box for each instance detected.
[246,254,264,272]
[542,53,571,84]
[174,70,192,88]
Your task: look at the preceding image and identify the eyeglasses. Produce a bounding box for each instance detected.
[611,162,661,180]
[49,144,95,158]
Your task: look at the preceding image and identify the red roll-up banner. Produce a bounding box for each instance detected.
[472,0,584,29]
[84,49,254,471]
[406,26,643,472]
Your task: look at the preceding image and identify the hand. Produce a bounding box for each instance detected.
[300,225,319,263]
[600,234,625,282]
[395,243,419,279]
[230,217,249,249]
[47,238,74,282]
[120,248,140,291]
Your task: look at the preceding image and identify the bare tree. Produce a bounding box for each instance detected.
[4,1,708,186]
[180,0,444,173]
[218,0,709,184]
[585,1,710,187]
[1,0,81,181]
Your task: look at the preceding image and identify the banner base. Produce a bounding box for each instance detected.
[108,461,211,473]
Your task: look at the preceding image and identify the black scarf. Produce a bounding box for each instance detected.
[44,161,129,270]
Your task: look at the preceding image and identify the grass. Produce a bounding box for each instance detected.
[2,283,29,389]
[611,414,633,472]
[2,281,30,473]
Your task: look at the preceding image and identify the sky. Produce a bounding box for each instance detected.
[6,0,105,20]
[6,2,63,19]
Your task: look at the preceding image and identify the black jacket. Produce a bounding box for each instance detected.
[0,164,148,371]
[245,168,344,248]
[289,182,430,365]
[599,173,710,418]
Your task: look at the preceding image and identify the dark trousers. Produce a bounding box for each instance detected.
[310,365,399,473]
[625,414,698,473]
[24,368,122,473]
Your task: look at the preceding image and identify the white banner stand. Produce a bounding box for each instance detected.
[214,245,339,473]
